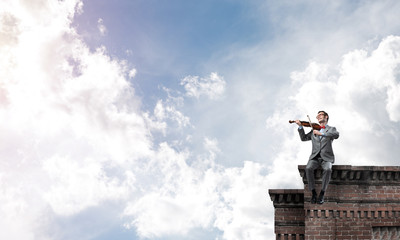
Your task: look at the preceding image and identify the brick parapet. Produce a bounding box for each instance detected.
[298,165,400,186]
[269,189,305,238]
[269,189,304,208]
[269,165,400,239]
[299,165,400,205]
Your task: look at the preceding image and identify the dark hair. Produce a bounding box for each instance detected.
[318,110,329,122]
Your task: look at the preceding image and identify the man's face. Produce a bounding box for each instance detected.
[316,112,327,123]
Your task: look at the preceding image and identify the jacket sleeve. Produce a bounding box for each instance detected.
[298,127,312,141]
[325,127,339,140]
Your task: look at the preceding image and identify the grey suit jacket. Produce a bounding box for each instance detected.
[298,125,339,163]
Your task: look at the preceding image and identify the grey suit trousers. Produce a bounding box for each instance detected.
[305,157,332,192]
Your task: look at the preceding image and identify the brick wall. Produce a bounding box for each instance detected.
[269,189,305,239]
[269,165,400,240]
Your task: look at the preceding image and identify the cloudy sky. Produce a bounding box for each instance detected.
[2,0,400,239]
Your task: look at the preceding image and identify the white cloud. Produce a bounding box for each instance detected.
[123,142,272,240]
[203,137,221,163]
[145,90,192,136]
[213,161,273,240]
[0,0,150,238]
[97,18,107,35]
[42,155,128,216]
[128,68,137,79]
[123,143,217,238]
[154,99,191,129]
[1,2,271,239]
[181,72,226,100]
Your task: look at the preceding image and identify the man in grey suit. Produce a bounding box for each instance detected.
[295,111,339,204]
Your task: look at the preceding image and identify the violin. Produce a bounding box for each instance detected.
[289,120,322,130]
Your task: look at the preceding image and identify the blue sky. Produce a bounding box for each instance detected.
[2,0,400,240]
[74,0,258,101]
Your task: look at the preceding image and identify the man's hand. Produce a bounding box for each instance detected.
[295,120,301,126]
[313,130,322,136]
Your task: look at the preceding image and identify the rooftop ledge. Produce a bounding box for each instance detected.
[298,165,400,185]
[268,189,305,207]
[269,165,400,207]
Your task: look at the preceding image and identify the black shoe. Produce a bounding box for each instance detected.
[311,190,317,204]
[317,191,325,204]
[311,195,317,204]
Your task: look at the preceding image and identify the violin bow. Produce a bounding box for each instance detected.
[307,115,315,136]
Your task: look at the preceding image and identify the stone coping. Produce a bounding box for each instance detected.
[269,189,304,207]
[298,165,400,185]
